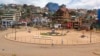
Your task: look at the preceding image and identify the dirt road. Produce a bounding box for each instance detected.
[0,29,100,56]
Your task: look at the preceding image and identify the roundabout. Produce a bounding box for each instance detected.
[5,29,100,45]
[0,28,100,56]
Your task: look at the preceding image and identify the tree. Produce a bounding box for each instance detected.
[22,5,32,19]
[69,11,76,16]
[23,4,28,9]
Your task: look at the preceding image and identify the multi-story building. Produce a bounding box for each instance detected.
[1,9,21,27]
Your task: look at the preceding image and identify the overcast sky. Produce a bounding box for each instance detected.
[0,0,99,9]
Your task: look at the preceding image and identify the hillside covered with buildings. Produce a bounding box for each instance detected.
[0,3,98,31]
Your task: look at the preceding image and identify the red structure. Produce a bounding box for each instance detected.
[66,22,73,29]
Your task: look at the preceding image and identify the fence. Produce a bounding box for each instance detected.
[5,33,100,45]
[5,28,100,45]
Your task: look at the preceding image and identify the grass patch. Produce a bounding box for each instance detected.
[40,32,66,36]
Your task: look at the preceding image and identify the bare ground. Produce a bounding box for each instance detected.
[0,28,100,56]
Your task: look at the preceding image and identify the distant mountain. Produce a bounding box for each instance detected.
[45,2,59,12]
[98,9,100,20]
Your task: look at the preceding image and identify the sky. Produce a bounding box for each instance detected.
[0,0,99,9]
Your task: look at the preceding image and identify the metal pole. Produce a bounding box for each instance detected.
[90,30,92,43]
[15,25,16,40]
[52,40,54,46]
[61,38,63,45]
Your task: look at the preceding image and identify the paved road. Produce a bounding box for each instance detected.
[0,29,100,56]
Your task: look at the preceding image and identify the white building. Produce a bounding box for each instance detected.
[1,9,21,27]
